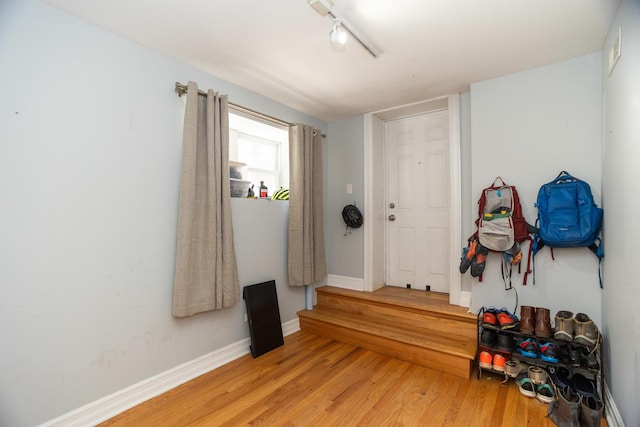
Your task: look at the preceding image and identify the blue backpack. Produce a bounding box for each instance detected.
[531,171,604,287]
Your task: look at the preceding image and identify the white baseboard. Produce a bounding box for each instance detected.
[327,274,365,291]
[604,381,625,427]
[457,290,472,309]
[41,319,301,427]
[282,317,300,336]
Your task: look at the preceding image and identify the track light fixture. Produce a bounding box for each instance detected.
[308,0,379,58]
[330,19,348,49]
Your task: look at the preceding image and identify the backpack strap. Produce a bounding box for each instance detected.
[491,176,506,187]
[501,256,513,290]
[554,170,575,183]
[589,237,604,288]
[522,237,533,286]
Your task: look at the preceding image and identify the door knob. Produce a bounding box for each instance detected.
[388,214,396,221]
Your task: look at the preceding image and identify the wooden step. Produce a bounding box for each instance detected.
[316,286,477,340]
[298,286,478,379]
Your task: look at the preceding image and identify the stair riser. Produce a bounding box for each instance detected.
[317,293,476,340]
[300,316,472,379]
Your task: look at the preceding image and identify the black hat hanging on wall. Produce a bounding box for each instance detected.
[342,203,363,235]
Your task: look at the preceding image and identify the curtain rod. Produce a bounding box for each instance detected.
[175,82,325,138]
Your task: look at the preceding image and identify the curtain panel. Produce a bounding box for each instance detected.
[172,82,240,317]
[288,124,327,287]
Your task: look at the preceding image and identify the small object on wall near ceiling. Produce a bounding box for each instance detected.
[342,203,363,235]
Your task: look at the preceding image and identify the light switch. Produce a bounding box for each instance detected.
[346,184,353,194]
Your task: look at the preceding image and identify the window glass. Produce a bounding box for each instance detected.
[229,112,289,198]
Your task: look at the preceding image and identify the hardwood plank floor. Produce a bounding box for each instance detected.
[100,331,601,426]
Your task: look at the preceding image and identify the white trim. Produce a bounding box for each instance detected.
[458,291,472,310]
[447,94,464,307]
[604,381,624,427]
[363,113,374,292]
[40,319,301,427]
[363,94,466,307]
[327,274,365,291]
[282,317,301,336]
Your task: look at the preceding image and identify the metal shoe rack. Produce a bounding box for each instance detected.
[475,307,604,404]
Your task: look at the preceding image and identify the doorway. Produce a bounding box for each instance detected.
[385,110,450,293]
[363,95,466,306]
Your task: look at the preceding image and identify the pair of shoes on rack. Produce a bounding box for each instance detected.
[547,366,599,399]
[519,306,552,338]
[480,329,514,352]
[554,311,600,346]
[548,386,604,427]
[483,307,519,330]
[517,366,554,404]
[479,351,506,372]
[516,337,559,363]
[560,345,600,371]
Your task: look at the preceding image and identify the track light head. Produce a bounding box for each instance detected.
[330,19,348,48]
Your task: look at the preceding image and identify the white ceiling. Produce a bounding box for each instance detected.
[43,0,620,122]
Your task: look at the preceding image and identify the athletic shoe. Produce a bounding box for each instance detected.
[573,373,597,398]
[569,347,581,367]
[495,333,514,352]
[528,365,547,385]
[539,341,559,363]
[459,240,478,273]
[548,366,573,389]
[479,351,493,370]
[497,308,519,330]
[480,329,497,348]
[492,353,506,372]
[579,347,600,371]
[470,243,489,277]
[536,383,555,404]
[517,337,537,358]
[504,360,523,378]
[482,307,499,328]
[518,377,536,398]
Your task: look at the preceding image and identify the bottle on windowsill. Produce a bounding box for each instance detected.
[259,181,268,198]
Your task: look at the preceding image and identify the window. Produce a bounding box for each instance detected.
[229,112,289,197]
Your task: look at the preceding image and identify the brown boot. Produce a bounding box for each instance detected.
[519,306,535,335]
[579,396,604,427]
[535,307,552,339]
[548,386,580,427]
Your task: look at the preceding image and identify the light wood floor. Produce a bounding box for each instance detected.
[99,330,592,427]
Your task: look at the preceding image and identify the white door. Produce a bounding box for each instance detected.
[385,111,450,292]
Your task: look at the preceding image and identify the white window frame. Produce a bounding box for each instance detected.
[229,112,289,195]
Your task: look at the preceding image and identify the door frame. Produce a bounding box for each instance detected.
[363,94,468,307]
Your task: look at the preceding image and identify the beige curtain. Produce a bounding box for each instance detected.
[288,124,327,287]
[172,82,240,317]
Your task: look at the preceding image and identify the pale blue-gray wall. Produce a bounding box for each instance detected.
[0,1,326,425]
[2,0,636,425]
[326,117,365,278]
[601,1,640,425]
[470,53,604,325]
